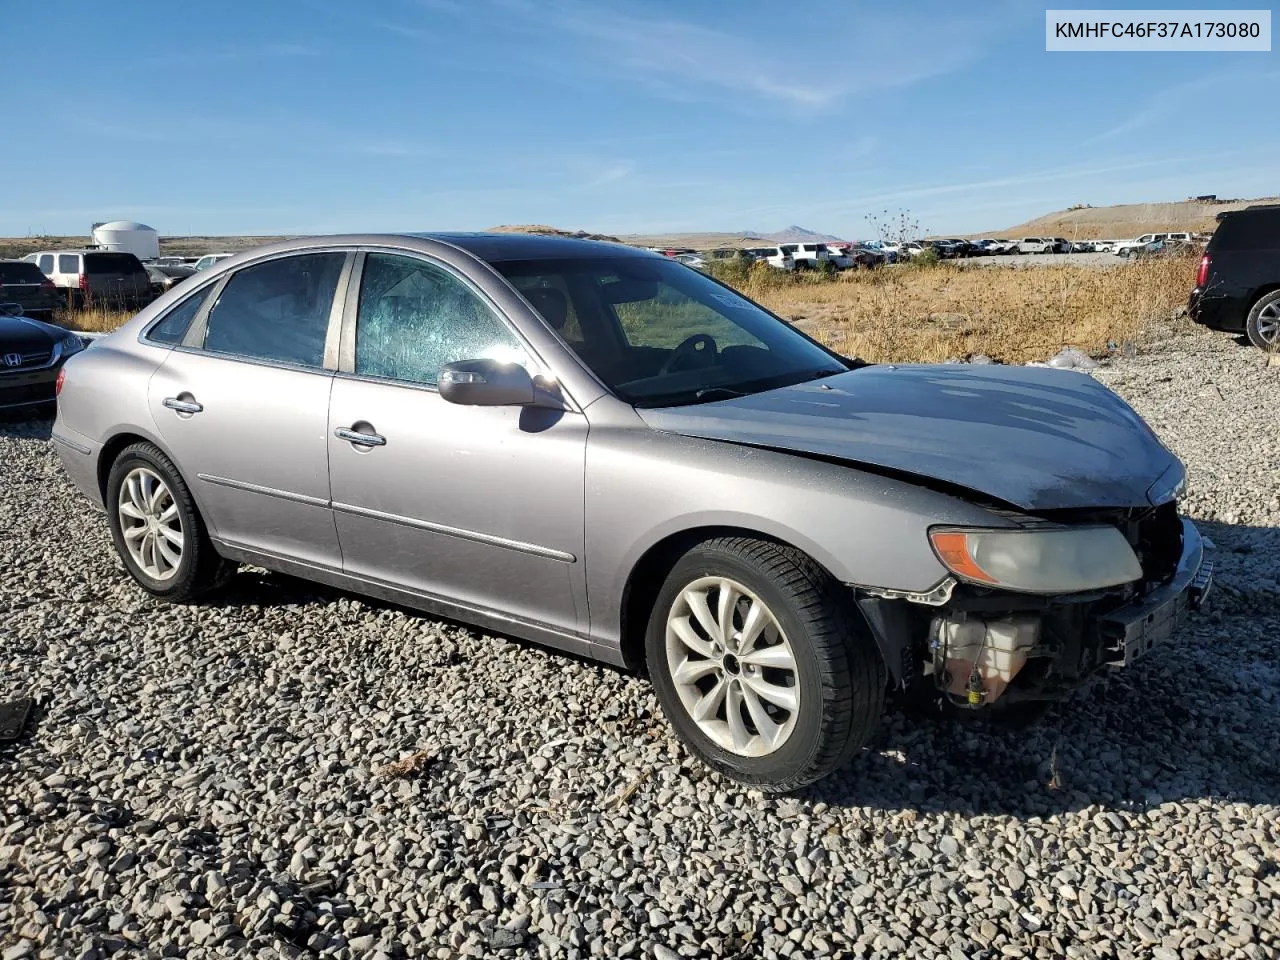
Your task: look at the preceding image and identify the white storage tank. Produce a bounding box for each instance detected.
[91,220,160,260]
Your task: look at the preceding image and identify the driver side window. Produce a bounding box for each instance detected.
[354,253,529,385]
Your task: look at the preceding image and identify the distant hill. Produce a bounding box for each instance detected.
[763,225,844,243]
[992,197,1278,240]
[615,224,844,250]
[486,224,624,243]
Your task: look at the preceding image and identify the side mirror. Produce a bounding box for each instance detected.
[438,358,536,406]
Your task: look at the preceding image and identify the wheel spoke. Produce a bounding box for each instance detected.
[155,535,181,570]
[740,643,796,671]
[672,656,719,685]
[670,616,716,659]
[119,501,147,521]
[141,533,158,575]
[741,674,797,713]
[725,682,750,752]
[683,588,720,644]
[158,504,178,523]
[737,599,768,653]
[126,475,147,515]
[138,473,155,512]
[157,524,183,548]
[123,523,147,541]
[692,677,727,722]
[740,680,784,748]
[716,580,738,646]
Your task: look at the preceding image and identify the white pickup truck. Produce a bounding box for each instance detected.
[1113,232,1193,257]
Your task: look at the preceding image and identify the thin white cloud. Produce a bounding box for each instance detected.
[1085,68,1280,144]
[382,0,1009,113]
[574,161,636,190]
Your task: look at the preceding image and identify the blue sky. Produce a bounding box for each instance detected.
[4,0,1277,239]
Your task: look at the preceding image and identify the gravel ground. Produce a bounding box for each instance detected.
[2,324,1278,960]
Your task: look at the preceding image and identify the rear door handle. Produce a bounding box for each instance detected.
[163,397,203,414]
[334,427,386,447]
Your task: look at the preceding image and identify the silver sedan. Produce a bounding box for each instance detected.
[53,233,1211,791]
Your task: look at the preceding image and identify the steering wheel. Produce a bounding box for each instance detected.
[659,333,718,375]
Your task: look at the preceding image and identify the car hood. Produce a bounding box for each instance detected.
[637,364,1181,511]
[0,314,62,352]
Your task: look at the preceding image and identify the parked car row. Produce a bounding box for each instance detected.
[11,248,234,310]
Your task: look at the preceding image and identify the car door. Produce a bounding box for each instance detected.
[147,250,352,567]
[326,250,587,639]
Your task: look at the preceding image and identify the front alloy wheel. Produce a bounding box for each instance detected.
[666,576,800,757]
[647,537,886,792]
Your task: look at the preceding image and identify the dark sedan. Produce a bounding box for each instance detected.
[146,264,197,295]
[0,260,62,320]
[0,308,85,415]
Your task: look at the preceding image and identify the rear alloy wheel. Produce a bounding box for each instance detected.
[1245,290,1280,351]
[646,537,885,792]
[107,442,234,601]
[118,467,185,581]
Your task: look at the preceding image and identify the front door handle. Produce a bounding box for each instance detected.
[334,426,386,447]
[163,397,203,415]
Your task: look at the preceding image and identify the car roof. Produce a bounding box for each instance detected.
[31,248,135,256]
[403,232,657,262]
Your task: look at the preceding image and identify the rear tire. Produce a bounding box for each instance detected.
[645,537,885,792]
[1245,290,1280,351]
[106,442,234,602]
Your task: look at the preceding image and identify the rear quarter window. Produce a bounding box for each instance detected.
[57,254,80,273]
[1210,210,1280,252]
[85,253,146,274]
[145,285,215,345]
[0,262,47,283]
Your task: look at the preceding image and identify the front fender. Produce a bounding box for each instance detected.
[584,425,1014,650]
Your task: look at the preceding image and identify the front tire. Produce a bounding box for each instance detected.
[106,442,234,602]
[645,537,885,792]
[1245,290,1280,351]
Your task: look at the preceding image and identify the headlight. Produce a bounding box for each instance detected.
[929,526,1142,594]
[1147,462,1186,505]
[54,334,85,361]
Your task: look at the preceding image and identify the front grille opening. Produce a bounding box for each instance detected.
[1136,501,1182,584]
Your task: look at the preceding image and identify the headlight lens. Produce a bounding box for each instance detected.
[55,333,84,360]
[1147,462,1186,505]
[929,526,1142,594]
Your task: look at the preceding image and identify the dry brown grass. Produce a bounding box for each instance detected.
[734,255,1197,364]
[56,305,134,333]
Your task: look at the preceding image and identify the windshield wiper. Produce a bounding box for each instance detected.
[693,387,746,401]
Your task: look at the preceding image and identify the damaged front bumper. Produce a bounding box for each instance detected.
[1097,518,1212,667]
[856,518,1213,706]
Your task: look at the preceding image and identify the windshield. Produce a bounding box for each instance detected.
[494,256,849,407]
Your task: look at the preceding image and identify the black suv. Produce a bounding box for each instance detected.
[1189,204,1280,350]
[0,260,61,320]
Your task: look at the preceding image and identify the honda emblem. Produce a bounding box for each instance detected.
[3,353,21,367]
